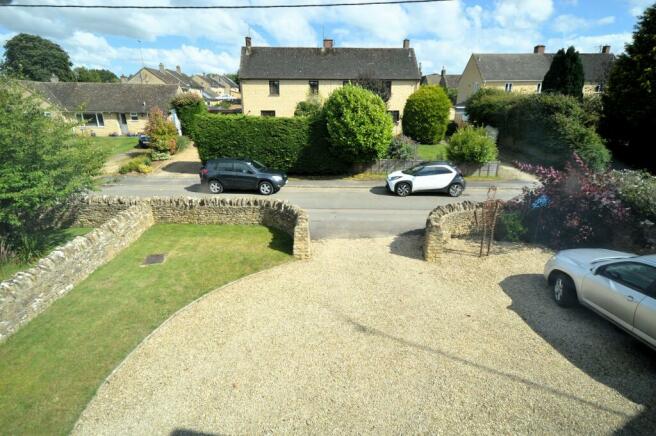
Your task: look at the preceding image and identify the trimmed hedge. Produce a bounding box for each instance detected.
[171,92,206,135]
[189,114,349,174]
[466,89,610,170]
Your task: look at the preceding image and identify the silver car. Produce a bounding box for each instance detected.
[544,249,656,349]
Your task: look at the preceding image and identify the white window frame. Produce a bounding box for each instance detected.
[76,112,104,128]
[536,82,542,93]
[505,82,513,92]
[130,112,139,121]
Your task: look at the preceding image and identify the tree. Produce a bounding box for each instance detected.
[0,33,74,82]
[74,67,119,83]
[352,71,391,102]
[601,3,656,171]
[323,85,393,163]
[402,85,451,144]
[0,79,103,249]
[542,46,585,98]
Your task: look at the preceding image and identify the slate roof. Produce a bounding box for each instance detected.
[239,47,421,80]
[472,52,615,82]
[132,67,196,88]
[422,73,461,88]
[21,81,181,113]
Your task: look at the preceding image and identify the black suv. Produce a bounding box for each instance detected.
[199,158,288,195]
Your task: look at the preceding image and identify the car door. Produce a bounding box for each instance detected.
[214,161,237,188]
[232,162,259,190]
[431,166,457,190]
[632,275,656,348]
[580,262,654,331]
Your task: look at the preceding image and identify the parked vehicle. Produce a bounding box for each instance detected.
[137,135,150,148]
[544,249,656,349]
[199,158,287,195]
[386,161,466,197]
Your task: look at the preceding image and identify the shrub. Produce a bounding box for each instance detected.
[145,107,178,155]
[171,92,206,135]
[149,150,170,161]
[387,135,417,160]
[402,85,452,144]
[495,211,527,242]
[175,135,191,152]
[323,85,393,163]
[466,89,610,171]
[610,170,656,221]
[119,155,152,174]
[446,125,498,164]
[294,95,323,117]
[0,79,103,252]
[189,113,349,174]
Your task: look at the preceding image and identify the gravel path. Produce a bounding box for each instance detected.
[74,236,656,435]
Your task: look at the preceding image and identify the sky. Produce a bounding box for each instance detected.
[0,0,652,77]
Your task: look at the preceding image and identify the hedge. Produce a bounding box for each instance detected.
[466,89,610,170]
[171,92,206,135]
[189,114,349,174]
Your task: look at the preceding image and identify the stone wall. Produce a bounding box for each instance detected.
[424,201,483,262]
[0,204,154,341]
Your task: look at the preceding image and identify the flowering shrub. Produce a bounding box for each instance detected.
[609,170,656,221]
[509,154,629,248]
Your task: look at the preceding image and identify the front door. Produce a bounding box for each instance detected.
[118,113,129,135]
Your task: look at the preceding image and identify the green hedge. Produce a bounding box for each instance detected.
[171,92,206,135]
[189,114,349,174]
[466,89,610,170]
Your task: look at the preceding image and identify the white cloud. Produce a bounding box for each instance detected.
[552,14,615,34]
[493,0,554,29]
[628,0,653,16]
[546,32,633,54]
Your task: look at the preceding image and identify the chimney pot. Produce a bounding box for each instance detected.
[159,63,165,72]
[601,45,611,54]
[403,39,410,49]
[245,36,252,48]
[534,45,545,54]
[323,38,334,49]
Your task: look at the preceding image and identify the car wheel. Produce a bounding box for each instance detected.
[395,182,411,197]
[553,273,577,307]
[259,181,274,195]
[448,183,464,197]
[208,180,223,194]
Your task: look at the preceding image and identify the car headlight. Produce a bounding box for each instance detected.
[271,175,283,182]
[389,176,402,181]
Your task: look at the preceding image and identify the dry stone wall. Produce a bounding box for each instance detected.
[424,201,483,262]
[0,203,154,341]
[1,196,311,342]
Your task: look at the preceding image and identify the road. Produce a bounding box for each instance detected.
[100,175,532,239]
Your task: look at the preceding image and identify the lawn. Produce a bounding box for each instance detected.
[0,224,293,435]
[416,143,448,161]
[87,136,140,158]
[0,227,92,282]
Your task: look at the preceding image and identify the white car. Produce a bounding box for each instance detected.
[387,161,466,197]
[544,249,656,349]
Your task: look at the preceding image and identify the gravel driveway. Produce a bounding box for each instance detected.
[74,236,656,435]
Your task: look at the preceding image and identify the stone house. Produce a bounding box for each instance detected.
[21,81,181,136]
[127,64,202,96]
[239,37,421,132]
[456,44,616,104]
[192,74,240,99]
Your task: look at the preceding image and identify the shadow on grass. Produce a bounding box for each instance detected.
[267,227,294,255]
[499,274,656,434]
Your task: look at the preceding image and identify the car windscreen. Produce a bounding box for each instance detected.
[250,160,267,170]
[402,165,425,175]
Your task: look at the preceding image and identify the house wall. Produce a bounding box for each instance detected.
[485,81,543,95]
[127,69,166,85]
[73,112,149,136]
[241,79,419,133]
[456,56,484,104]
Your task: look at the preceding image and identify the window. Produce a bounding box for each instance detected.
[309,80,319,95]
[601,262,656,293]
[595,83,604,93]
[261,110,276,117]
[216,162,233,172]
[536,82,542,93]
[388,110,400,124]
[130,112,139,121]
[433,166,454,175]
[233,163,252,174]
[504,83,513,92]
[269,80,279,96]
[77,112,104,127]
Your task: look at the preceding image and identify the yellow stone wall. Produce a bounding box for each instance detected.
[456,56,484,104]
[73,112,149,136]
[126,69,165,85]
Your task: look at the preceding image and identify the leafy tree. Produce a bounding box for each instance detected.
[352,71,391,102]
[0,79,103,249]
[402,84,451,144]
[601,3,656,171]
[323,85,393,163]
[1,33,74,82]
[73,67,119,83]
[542,46,585,98]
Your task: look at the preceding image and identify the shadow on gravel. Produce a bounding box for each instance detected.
[185,183,204,193]
[369,186,453,197]
[170,429,223,436]
[500,274,656,434]
[389,230,424,260]
[162,161,202,174]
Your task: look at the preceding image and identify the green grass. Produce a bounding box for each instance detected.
[87,136,140,157]
[0,227,92,282]
[0,224,293,435]
[416,143,448,161]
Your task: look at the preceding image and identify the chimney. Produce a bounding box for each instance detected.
[323,38,334,49]
[441,66,446,77]
[245,36,251,48]
[601,45,611,54]
[159,63,165,72]
[534,45,545,54]
[403,39,410,49]
[176,65,182,74]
